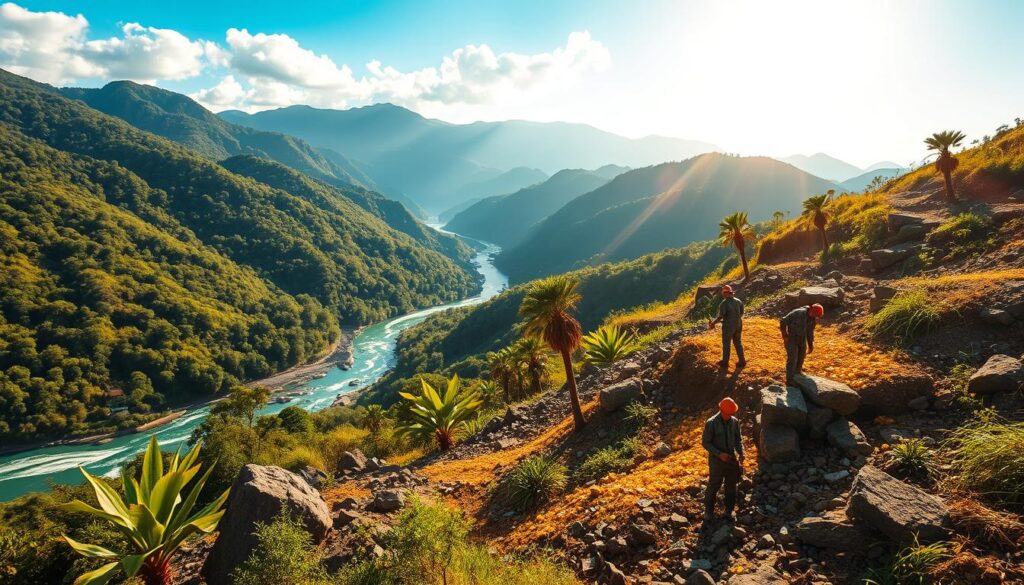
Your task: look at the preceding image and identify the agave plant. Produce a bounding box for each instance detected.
[396,375,483,451]
[581,325,638,366]
[61,436,228,585]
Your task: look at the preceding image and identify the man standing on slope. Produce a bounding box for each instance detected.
[781,303,824,385]
[708,285,746,369]
[702,397,744,522]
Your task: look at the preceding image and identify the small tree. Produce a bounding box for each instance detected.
[924,130,967,202]
[719,211,755,281]
[211,385,269,427]
[360,404,388,435]
[802,190,834,252]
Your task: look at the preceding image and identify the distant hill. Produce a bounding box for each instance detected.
[839,167,905,192]
[453,167,548,202]
[444,165,628,247]
[864,160,905,173]
[221,103,718,211]
[496,153,836,283]
[780,152,864,182]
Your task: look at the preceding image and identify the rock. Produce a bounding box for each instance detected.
[727,562,785,585]
[757,534,776,549]
[202,465,331,584]
[858,373,934,414]
[980,307,1016,326]
[823,470,850,482]
[687,569,715,585]
[334,509,361,529]
[879,427,913,444]
[891,223,927,244]
[759,384,808,429]
[758,425,800,463]
[599,377,644,412]
[619,361,642,378]
[369,489,405,512]
[887,212,923,231]
[568,521,586,538]
[711,524,732,545]
[607,562,629,585]
[968,354,1024,394]
[869,297,891,313]
[848,465,951,543]
[870,244,922,272]
[654,442,672,458]
[295,465,328,490]
[793,513,870,553]
[873,284,898,300]
[695,285,721,304]
[796,286,845,309]
[806,403,834,440]
[338,449,367,472]
[793,375,861,416]
[1007,301,1024,320]
[826,418,873,457]
[907,396,929,411]
[629,522,658,546]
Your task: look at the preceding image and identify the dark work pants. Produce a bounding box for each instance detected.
[705,456,741,515]
[785,337,806,384]
[721,327,745,364]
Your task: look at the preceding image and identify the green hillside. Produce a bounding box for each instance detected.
[444,166,626,247]
[496,153,836,283]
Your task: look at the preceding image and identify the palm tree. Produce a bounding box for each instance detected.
[771,210,787,230]
[924,130,967,202]
[488,347,518,406]
[396,375,482,451]
[62,436,228,585]
[519,276,586,430]
[719,211,755,281]
[513,336,550,397]
[361,404,388,434]
[802,190,834,252]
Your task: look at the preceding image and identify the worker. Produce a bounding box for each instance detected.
[708,285,745,368]
[780,303,824,385]
[702,397,744,522]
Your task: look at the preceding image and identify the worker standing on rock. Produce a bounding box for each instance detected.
[702,397,745,522]
[781,303,824,385]
[708,285,746,369]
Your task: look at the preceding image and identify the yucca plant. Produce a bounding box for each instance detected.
[581,325,638,366]
[396,375,483,451]
[506,456,567,511]
[61,436,228,585]
[925,130,966,202]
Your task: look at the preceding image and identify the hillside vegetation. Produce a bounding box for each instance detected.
[496,153,836,283]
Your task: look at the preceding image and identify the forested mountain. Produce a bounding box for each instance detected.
[444,165,628,247]
[0,68,478,441]
[496,153,836,283]
[221,103,717,211]
[452,167,549,201]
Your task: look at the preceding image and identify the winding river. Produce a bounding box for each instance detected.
[0,233,506,502]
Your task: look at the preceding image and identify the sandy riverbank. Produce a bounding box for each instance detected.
[249,327,360,392]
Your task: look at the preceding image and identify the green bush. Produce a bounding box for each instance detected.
[281,445,326,473]
[945,418,1024,508]
[688,292,720,322]
[865,538,951,585]
[928,212,991,245]
[507,456,568,511]
[233,513,330,585]
[866,291,942,342]
[624,402,658,428]
[575,436,644,483]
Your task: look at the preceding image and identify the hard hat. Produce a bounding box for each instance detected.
[810,304,825,318]
[719,397,738,416]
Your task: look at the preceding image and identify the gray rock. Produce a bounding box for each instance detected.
[968,354,1024,394]
[1006,301,1024,320]
[848,465,951,543]
[869,297,891,313]
[806,403,834,440]
[891,223,927,244]
[711,524,732,545]
[826,418,873,456]
[599,377,644,412]
[606,562,628,585]
[870,244,922,271]
[654,442,672,458]
[687,570,715,585]
[823,470,850,482]
[295,465,328,489]
[980,307,1016,326]
[793,375,861,416]
[797,286,844,309]
[879,427,913,444]
[758,425,800,463]
[334,509,361,529]
[203,465,331,584]
[793,513,870,552]
[727,562,786,585]
[907,396,930,411]
[629,522,658,546]
[369,489,406,512]
[887,212,923,231]
[874,285,899,300]
[338,449,367,472]
[759,384,808,429]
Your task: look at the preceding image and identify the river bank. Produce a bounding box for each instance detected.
[250,327,360,391]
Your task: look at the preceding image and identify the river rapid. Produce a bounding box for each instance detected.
[0,233,506,502]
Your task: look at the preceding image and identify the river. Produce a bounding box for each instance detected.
[0,233,506,502]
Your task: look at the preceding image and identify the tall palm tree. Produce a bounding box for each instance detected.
[925,130,967,202]
[719,211,755,281]
[519,276,586,430]
[488,347,518,406]
[802,190,834,252]
[513,336,550,397]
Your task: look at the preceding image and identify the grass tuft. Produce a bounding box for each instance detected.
[575,436,644,484]
[866,290,943,342]
[506,456,568,511]
[945,418,1024,509]
[865,537,952,585]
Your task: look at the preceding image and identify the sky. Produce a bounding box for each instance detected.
[1,0,1023,167]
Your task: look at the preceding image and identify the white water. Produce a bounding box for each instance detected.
[0,233,506,501]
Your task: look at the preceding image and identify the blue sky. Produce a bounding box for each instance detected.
[2,0,1024,166]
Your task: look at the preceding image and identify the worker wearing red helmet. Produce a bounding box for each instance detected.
[780,303,825,385]
[708,284,746,369]
[702,397,745,522]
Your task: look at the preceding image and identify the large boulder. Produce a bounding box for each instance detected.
[848,465,950,543]
[870,244,922,272]
[599,377,644,412]
[793,375,860,416]
[759,385,807,429]
[758,425,800,463]
[826,418,873,457]
[792,513,871,553]
[968,354,1024,394]
[203,465,332,584]
[369,489,406,513]
[796,286,844,309]
[338,449,368,472]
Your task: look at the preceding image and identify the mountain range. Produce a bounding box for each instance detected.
[221,104,719,212]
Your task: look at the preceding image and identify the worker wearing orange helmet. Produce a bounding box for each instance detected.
[708,284,746,369]
[702,397,745,522]
[781,303,825,385]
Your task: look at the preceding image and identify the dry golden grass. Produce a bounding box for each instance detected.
[321,482,371,505]
[947,497,1024,552]
[894,268,1024,312]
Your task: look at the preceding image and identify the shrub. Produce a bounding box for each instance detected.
[315,425,368,473]
[396,375,483,451]
[688,292,720,322]
[624,402,658,428]
[885,439,932,481]
[278,406,315,435]
[281,445,326,473]
[575,436,644,483]
[233,513,330,585]
[580,325,638,366]
[945,418,1024,508]
[865,538,952,585]
[928,212,991,246]
[947,363,984,410]
[507,456,568,511]
[866,290,942,342]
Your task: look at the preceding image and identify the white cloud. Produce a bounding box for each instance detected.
[0,2,216,84]
[226,28,360,92]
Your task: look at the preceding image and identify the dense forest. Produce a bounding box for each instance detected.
[0,69,479,442]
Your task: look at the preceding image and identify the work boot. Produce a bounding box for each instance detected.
[717,361,728,369]
[736,360,747,368]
